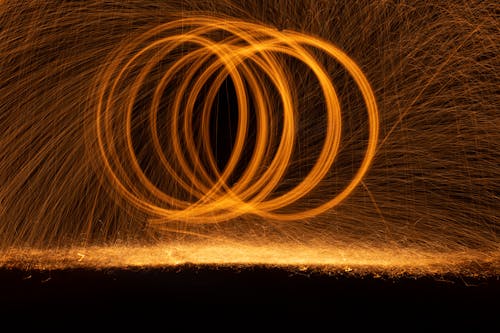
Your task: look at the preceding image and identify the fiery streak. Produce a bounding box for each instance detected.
[91,16,379,226]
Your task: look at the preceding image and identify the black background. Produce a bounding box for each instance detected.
[1,266,498,328]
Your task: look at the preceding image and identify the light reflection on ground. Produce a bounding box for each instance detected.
[2,243,498,277]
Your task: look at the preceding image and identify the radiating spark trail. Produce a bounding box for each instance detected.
[0,1,498,274]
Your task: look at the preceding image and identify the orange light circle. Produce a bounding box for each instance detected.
[92,16,379,225]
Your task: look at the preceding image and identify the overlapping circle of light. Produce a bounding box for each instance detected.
[94,16,379,224]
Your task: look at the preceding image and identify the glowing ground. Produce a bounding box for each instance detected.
[2,244,498,277]
[1,244,498,324]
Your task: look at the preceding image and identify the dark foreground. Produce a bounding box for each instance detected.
[0,266,498,327]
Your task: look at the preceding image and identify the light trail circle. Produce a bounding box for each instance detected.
[93,16,379,225]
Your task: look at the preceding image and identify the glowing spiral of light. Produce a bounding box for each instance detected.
[92,15,379,225]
